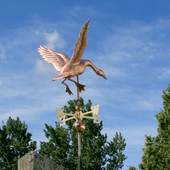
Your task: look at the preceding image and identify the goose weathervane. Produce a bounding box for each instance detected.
[38,19,107,95]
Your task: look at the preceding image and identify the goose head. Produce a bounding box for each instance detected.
[97,69,107,79]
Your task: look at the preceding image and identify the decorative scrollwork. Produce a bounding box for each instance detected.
[56,105,100,126]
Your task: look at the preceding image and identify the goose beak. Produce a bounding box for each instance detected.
[103,74,107,79]
[103,75,107,79]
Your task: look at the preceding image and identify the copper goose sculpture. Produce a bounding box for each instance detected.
[38,19,107,95]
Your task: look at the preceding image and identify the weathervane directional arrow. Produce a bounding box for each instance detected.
[56,105,100,126]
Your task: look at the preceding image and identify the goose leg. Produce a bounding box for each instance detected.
[62,78,73,95]
[68,78,86,92]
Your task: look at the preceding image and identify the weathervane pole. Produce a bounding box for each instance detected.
[77,75,82,170]
[78,131,82,170]
[77,75,80,103]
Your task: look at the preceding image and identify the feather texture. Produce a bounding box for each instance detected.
[38,45,70,71]
[69,18,90,65]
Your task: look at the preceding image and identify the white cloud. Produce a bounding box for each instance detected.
[135,100,155,111]
[0,90,71,124]
[148,42,157,47]
[103,65,126,79]
[0,45,6,59]
[103,125,157,146]
[67,6,102,18]
[43,30,65,49]
[0,26,65,61]
[148,55,154,60]
[159,34,166,38]
[159,68,170,79]
[92,87,162,112]
[130,63,140,67]
[129,90,161,112]
[35,59,57,76]
[98,19,170,68]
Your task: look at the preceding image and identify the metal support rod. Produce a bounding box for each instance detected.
[77,75,80,102]
[77,75,81,170]
[78,132,82,170]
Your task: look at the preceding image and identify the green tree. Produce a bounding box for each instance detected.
[38,122,70,168]
[0,117,37,170]
[39,98,127,169]
[105,132,127,169]
[139,85,170,169]
[128,166,137,170]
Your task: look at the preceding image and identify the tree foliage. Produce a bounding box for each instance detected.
[39,98,127,169]
[105,132,127,169]
[0,117,37,170]
[128,166,137,170]
[139,85,170,169]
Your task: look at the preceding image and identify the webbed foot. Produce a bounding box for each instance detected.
[76,83,86,92]
[66,86,73,95]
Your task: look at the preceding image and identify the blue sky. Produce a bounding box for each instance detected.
[0,0,170,169]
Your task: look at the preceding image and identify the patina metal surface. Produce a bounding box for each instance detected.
[38,19,107,95]
[73,121,85,133]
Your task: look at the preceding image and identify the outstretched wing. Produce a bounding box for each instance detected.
[38,45,70,71]
[70,18,90,65]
